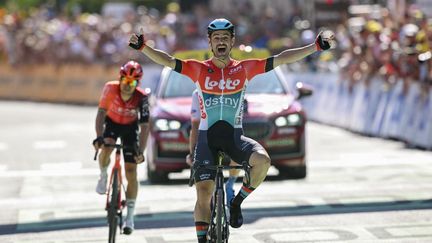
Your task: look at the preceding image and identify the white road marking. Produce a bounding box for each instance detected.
[0,168,99,178]
[33,140,67,150]
[0,164,7,171]
[40,161,82,170]
[310,155,432,168]
[385,225,432,237]
[0,142,8,150]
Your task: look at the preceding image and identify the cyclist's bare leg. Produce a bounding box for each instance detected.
[247,150,271,188]
[98,137,116,170]
[95,138,114,194]
[194,180,214,222]
[194,180,214,242]
[124,163,138,199]
[124,162,138,233]
[229,150,270,228]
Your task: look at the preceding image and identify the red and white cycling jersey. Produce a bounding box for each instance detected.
[176,58,273,130]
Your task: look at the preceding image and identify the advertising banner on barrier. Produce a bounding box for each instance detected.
[0,64,115,104]
[284,71,431,150]
[0,63,162,105]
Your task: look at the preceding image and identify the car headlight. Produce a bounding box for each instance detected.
[274,114,302,127]
[154,119,182,131]
[287,114,301,125]
[275,116,288,127]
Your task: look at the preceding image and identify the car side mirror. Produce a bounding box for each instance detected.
[295,82,313,100]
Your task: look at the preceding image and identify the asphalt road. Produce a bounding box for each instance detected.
[0,101,431,243]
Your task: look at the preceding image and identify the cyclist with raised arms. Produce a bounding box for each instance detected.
[129,18,333,243]
[92,60,150,235]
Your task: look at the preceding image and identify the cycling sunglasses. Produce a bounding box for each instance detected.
[121,77,138,88]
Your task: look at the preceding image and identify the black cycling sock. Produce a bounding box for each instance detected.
[232,184,255,206]
[195,221,209,243]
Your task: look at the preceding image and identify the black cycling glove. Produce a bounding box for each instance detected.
[315,33,331,51]
[93,136,104,147]
[129,33,146,50]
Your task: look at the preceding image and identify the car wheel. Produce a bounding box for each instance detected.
[146,162,169,184]
[277,165,306,179]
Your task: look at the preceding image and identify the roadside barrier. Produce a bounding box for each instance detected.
[0,64,116,104]
[0,64,162,105]
[285,72,432,150]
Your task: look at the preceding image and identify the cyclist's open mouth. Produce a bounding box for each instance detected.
[217,46,227,54]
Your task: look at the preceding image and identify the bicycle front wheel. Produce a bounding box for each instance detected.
[108,169,119,243]
[215,188,229,243]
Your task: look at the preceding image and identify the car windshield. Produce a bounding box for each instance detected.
[162,70,196,98]
[162,68,287,98]
[246,70,286,94]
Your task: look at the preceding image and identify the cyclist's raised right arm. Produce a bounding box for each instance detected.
[140,46,177,69]
[128,29,177,69]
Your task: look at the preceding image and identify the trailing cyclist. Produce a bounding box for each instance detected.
[92,60,150,235]
[129,18,334,243]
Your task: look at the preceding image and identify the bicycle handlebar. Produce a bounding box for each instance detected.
[93,143,133,161]
[188,159,251,188]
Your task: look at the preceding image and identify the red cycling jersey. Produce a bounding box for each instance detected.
[98,81,149,125]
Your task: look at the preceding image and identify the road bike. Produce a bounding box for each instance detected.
[94,143,127,243]
[189,151,251,243]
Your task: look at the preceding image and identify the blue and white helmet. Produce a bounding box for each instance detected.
[207,18,235,37]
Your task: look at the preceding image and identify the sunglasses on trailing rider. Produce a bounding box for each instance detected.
[121,77,138,87]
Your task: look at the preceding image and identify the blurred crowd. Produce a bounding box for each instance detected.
[0,1,431,93]
[335,4,432,97]
[0,1,305,66]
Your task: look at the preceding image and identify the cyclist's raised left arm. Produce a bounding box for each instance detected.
[273,31,333,67]
[273,44,316,67]
[129,28,177,69]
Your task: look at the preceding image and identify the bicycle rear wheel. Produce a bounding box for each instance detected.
[108,169,119,243]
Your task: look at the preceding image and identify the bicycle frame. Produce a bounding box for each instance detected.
[106,146,125,213]
[189,151,250,243]
[95,143,127,243]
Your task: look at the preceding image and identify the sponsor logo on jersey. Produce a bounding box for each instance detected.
[204,76,241,91]
[204,96,240,109]
[198,95,207,119]
[228,65,243,75]
[116,107,137,117]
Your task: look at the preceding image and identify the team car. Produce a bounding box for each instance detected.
[144,50,312,183]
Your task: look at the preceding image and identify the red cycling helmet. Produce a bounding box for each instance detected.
[119,61,143,81]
